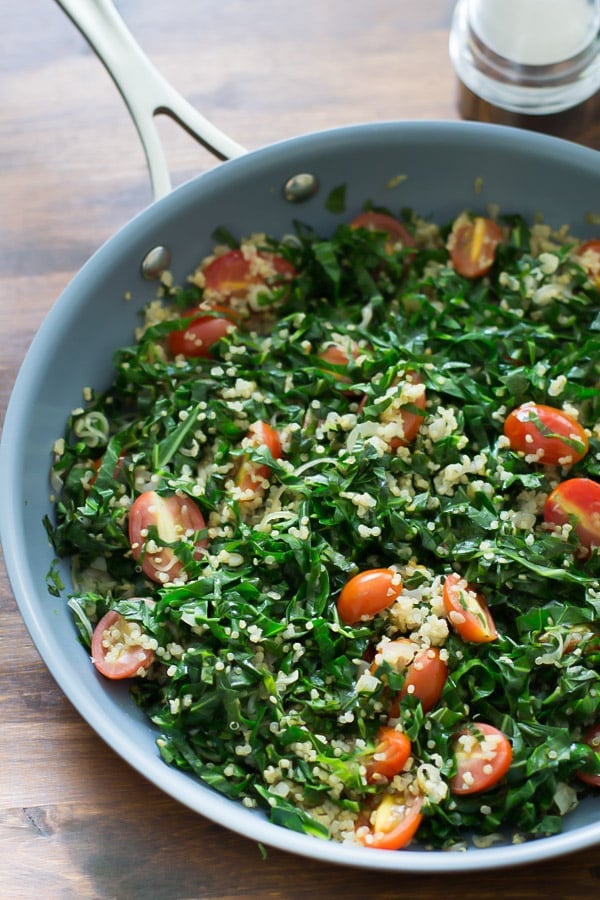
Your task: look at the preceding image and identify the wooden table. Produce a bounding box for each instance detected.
[1,1,599,896]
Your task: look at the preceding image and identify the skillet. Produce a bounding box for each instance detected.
[1,0,600,872]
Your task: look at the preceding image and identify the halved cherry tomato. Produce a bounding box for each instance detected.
[203,249,295,298]
[503,402,589,466]
[235,421,282,497]
[337,568,403,625]
[450,723,512,795]
[544,477,600,551]
[316,344,357,385]
[91,609,155,680]
[318,344,351,369]
[576,239,600,288]
[373,639,447,716]
[388,646,448,716]
[562,625,600,655]
[128,490,207,583]
[539,623,600,656]
[577,724,600,787]
[380,371,427,448]
[364,726,412,783]
[350,211,416,253]
[357,791,423,850]
[168,305,240,358]
[448,215,503,278]
[442,572,498,643]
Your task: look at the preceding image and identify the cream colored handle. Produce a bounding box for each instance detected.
[55,0,247,199]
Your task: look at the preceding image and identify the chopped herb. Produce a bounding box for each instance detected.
[325,184,347,214]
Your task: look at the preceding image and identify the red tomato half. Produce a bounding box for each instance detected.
[448,216,503,278]
[364,727,412,783]
[380,371,427,448]
[357,791,423,850]
[168,305,239,358]
[316,344,357,385]
[128,490,207,583]
[350,211,416,252]
[576,239,600,288]
[91,609,155,680]
[442,572,498,643]
[318,344,352,369]
[203,249,295,298]
[337,568,403,625]
[391,646,448,715]
[503,402,589,466]
[235,421,283,497]
[450,723,512,795]
[577,724,600,787]
[544,477,600,551]
[562,625,600,655]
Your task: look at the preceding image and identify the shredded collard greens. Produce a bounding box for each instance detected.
[46,207,600,850]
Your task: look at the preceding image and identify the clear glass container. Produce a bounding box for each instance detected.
[449,0,600,116]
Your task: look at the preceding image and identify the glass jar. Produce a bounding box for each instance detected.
[449,0,600,148]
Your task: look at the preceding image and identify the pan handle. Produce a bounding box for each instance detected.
[55,0,247,200]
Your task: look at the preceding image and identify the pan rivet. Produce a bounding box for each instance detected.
[283,173,319,203]
[141,245,171,280]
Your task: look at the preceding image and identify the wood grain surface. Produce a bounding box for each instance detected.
[1,1,599,898]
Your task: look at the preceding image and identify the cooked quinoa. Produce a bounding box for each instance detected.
[47,206,600,851]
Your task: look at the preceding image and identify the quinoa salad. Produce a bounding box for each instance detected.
[47,204,600,851]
